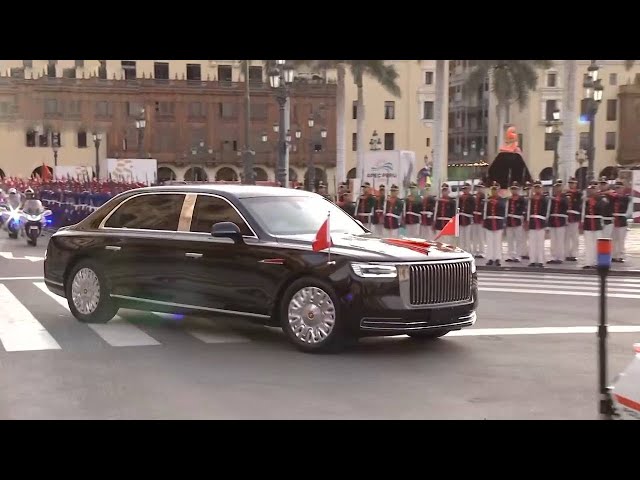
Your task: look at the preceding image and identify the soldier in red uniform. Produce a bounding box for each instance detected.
[355,182,376,230]
[383,184,404,238]
[470,182,486,258]
[419,187,436,241]
[598,177,614,238]
[404,182,422,238]
[336,182,347,208]
[457,183,475,252]
[371,184,386,237]
[564,177,582,262]
[435,183,456,244]
[547,179,569,264]
[526,180,549,267]
[611,180,631,263]
[505,181,526,263]
[520,181,532,260]
[483,184,507,266]
[582,183,609,269]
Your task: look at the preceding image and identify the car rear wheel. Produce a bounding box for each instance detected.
[280,277,350,353]
[66,260,118,324]
[407,330,450,340]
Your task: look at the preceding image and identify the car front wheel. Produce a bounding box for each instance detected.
[280,277,350,353]
[66,260,118,324]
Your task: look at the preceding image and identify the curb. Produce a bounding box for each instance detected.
[477,265,640,277]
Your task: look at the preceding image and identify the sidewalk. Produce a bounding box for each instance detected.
[476,227,640,277]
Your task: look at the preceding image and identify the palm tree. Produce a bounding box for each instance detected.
[464,60,553,150]
[294,61,401,183]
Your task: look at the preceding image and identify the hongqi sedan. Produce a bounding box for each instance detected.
[44,185,478,353]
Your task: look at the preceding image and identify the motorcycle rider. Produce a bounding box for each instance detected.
[6,188,21,209]
[20,188,45,237]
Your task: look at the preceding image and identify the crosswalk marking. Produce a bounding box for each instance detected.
[33,282,161,347]
[477,271,640,299]
[0,284,61,352]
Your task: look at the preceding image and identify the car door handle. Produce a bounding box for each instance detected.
[185,252,203,259]
[105,246,121,251]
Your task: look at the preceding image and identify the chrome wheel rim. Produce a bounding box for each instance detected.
[71,268,101,315]
[287,286,336,345]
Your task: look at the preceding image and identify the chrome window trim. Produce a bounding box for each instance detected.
[97,191,259,240]
[98,191,188,232]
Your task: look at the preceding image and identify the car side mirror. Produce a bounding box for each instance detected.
[211,221,243,244]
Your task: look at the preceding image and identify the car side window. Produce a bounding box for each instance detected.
[104,194,185,231]
[190,195,253,236]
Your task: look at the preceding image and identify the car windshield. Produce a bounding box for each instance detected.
[240,195,368,236]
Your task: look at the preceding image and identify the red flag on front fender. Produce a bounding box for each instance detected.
[312,213,333,252]
[434,214,459,240]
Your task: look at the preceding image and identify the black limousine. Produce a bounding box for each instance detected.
[44,185,478,352]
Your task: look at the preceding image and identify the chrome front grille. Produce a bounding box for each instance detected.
[409,261,472,306]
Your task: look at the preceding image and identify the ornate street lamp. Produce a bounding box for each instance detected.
[269,61,295,187]
[583,61,603,182]
[92,132,102,180]
[545,107,563,179]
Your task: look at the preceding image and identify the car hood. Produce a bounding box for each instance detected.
[275,233,471,262]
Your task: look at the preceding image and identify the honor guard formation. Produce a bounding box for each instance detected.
[334,176,632,269]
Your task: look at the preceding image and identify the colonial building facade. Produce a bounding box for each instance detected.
[0,60,337,185]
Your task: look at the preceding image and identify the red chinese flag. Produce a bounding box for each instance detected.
[312,214,333,252]
[434,214,459,240]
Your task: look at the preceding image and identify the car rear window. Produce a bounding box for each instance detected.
[104,193,185,231]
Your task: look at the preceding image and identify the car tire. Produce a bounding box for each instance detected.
[279,277,350,353]
[66,259,118,324]
[407,330,450,340]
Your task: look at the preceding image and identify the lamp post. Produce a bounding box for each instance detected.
[295,115,328,191]
[51,132,59,168]
[545,108,563,179]
[269,61,295,187]
[369,130,382,151]
[583,61,603,182]
[92,132,102,180]
[261,126,291,184]
[135,108,146,159]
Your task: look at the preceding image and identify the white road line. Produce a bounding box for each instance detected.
[0,276,45,281]
[478,273,640,283]
[0,252,44,262]
[0,284,61,352]
[447,325,640,337]
[479,287,640,299]
[33,282,161,347]
[479,281,640,293]
[151,312,251,344]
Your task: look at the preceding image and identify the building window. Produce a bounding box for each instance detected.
[121,61,136,79]
[544,133,556,151]
[249,66,263,83]
[157,102,175,116]
[62,68,76,79]
[352,133,357,151]
[98,60,107,79]
[95,101,112,117]
[579,132,589,151]
[424,71,434,85]
[250,103,268,120]
[547,72,557,87]
[384,133,395,150]
[154,62,169,80]
[47,61,56,78]
[605,132,616,150]
[384,101,395,119]
[218,65,233,82]
[352,101,357,120]
[186,63,201,81]
[44,98,58,114]
[51,132,61,148]
[220,102,236,118]
[38,131,50,147]
[77,131,87,148]
[426,138,430,147]
[545,99,558,121]
[189,102,204,118]
[25,130,36,147]
[606,99,617,121]
[609,73,617,86]
[127,101,144,116]
[423,101,434,120]
[67,100,81,116]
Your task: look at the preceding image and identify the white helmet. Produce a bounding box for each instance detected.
[8,188,17,195]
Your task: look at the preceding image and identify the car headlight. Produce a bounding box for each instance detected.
[351,263,398,278]
[470,258,476,274]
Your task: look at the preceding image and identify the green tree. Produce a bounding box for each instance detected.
[464,60,553,149]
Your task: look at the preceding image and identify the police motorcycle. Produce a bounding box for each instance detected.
[22,206,52,246]
[0,204,23,239]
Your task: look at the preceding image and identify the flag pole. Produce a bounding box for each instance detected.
[327,210,335,265]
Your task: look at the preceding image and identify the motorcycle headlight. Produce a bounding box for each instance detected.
[351,263,398,278]
[9,212,20,221]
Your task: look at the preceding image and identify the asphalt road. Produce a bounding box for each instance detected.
[0,233,638,419]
